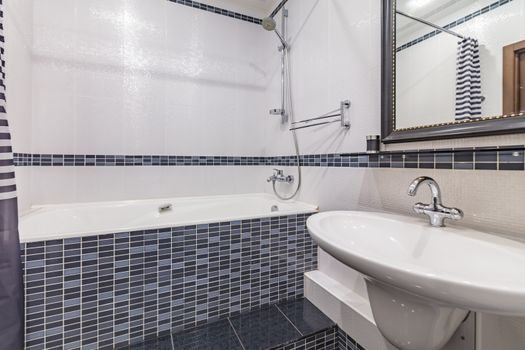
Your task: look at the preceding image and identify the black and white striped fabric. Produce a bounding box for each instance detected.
[0,0,15,199]
[455,38,483,120]
[0,1,24,349]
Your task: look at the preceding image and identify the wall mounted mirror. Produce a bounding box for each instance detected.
[382,0,525,143]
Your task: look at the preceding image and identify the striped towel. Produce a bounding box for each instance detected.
[455,38,483,120]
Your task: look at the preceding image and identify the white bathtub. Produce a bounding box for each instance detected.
[19,193,318,243]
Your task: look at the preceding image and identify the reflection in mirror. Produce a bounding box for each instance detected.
[395,0,525,130]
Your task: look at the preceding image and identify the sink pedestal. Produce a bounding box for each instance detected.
[366,279,468,350]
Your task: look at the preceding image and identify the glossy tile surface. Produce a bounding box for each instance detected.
[172,319,243,350]
[337,327,367,350]
[276,299,335,336]
[229,305,301,350]
[115,298,344,350]
[271,328,337,350]
[123,335,173,350]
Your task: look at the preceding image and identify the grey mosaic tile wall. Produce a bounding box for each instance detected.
[13,145,525,171]
[273,326,367,350]
[167,0,262,25]
[21,213,316,350]
[337,327,366,350]
[272,327,338,350]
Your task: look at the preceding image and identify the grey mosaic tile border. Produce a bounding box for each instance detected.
[264,325,366,350]
[337,327,366,350]
[272,327,338,350]
[167,0,262,25]
[21,213,317,350]
[13,145,525,171]
[13,153,269,167]
[397,0,513,52]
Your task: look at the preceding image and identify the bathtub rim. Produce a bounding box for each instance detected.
[19,193,319,243]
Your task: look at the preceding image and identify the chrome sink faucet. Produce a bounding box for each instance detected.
[408,176,463,227]
[267,168,294,184]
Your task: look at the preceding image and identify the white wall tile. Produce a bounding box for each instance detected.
[28,0,272,204]
[5,0,33,154]
[32,91,77,153]
[31,167,77,204]
[75,95,126,154]
[15,167,32,214]
[5,0,33,211]
[161,167,210,198]
[263,0,381,157]
[75,167,128,203]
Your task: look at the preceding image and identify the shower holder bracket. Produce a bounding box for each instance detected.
[341,100,351,128]
[290,100,351,131]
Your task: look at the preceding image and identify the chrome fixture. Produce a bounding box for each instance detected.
[269,0,289,19]
[396,10,466,40]
[158,204,173,213]
[408,176,463,227]
[261,9,289,124]
[261,17,289,50]
[261,4,302,201]
[290,100,351,131]
[271,205,279,212]
[267,169,294,184]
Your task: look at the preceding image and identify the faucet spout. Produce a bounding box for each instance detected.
[267,168,294,185]
[408,176,442,206]
[407,176,463,227]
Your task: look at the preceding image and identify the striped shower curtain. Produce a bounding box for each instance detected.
[0,1,25,349]
[455,38,483,120]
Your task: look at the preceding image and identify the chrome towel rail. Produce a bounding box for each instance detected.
[290,100,351,131]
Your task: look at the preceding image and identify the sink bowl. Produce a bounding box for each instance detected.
[307,211,525,350]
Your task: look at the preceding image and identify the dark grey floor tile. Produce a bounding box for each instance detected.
[172,319,243,350]
[276,298,335,336]
[125,335,173,350]
[230,305,301,350]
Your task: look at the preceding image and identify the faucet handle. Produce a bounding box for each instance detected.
[441,206,464,221]
[413,202,429,214]
[273,168,284,175]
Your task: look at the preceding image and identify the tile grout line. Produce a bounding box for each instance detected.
[274,304,304,337]
[170,332,175,349]
[227,317,247,350]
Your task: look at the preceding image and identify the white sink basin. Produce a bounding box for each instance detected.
[307,211,525,350]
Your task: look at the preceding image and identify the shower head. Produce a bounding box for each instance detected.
[262,17,277,31]
[261,17,288,49]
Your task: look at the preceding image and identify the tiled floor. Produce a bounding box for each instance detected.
[119,298,335,350]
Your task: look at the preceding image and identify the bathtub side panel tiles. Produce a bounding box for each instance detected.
[271,327,338,350]
[21,213,317,350]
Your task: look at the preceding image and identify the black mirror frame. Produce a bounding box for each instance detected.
[380,0,525,144]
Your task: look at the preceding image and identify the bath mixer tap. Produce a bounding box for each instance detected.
[407,176,463,227]
[267,169,294,184]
